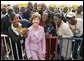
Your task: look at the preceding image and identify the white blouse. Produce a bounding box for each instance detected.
[34,30,39,38]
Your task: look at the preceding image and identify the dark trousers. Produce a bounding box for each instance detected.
[11,41,22,60]
[79,40,83,58]
[72,41,80,59]
[72,35,83,59]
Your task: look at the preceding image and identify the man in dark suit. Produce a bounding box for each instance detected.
[1,9,15,57]
[22,2,33,21]
[20,19,32,28]
[1,8,14,35]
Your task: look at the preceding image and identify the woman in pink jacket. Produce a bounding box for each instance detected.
[25,12,46,60]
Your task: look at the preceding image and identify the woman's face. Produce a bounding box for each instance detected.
[12,15,20,27]
[32,17,40,26]
[42,14,48,22]
[37,4,42,11]
[53,16,61,25]
[69,17,76,24]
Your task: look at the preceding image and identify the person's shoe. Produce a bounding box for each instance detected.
[71,56,77,60]
[61,56,64,60]
[22,52,25,57]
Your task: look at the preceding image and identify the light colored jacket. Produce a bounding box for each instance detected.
[57,21,74,38]
[57,21,74,58]
[25,25,46,58]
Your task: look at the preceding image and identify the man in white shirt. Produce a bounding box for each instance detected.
[66,12,83,60]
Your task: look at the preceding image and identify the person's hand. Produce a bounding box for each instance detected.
[20,28,29,38]
[42,51,46,58]
[42,53,45,59]
[45,32,50,37]
[20,28,28,35]
[58,35,62,39]
[50,34,52,37]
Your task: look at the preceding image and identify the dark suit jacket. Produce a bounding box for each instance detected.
[1,14,11,35]
[20,19,32,28]
[22,10,31,20]
[8,26,23,43]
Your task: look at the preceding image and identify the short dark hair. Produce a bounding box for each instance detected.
[10,13,16,21]
[8,9,13,15]
[54,13,63,20]
[1,8,6,14]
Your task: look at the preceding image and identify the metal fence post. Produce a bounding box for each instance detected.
[3,36,10,60]
[9,37,14,60]
[15,43,19,60]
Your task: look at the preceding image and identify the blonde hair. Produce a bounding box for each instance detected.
[31,12,41,20]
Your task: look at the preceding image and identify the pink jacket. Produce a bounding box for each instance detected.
[25,25,46,58]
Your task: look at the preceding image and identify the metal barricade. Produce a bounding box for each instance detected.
[45,36,58,60]
[2,34,82,60]
[1,34,25,60]
[1,34,13,60]
[58,37,83,60]
[1,34,58,60]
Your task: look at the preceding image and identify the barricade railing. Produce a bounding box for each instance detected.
[1,34,58,60]
[58,37,83,60]
[1,34,25,60]
[1,34,82,60]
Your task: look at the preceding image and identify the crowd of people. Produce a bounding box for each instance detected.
[1,2,83,60]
